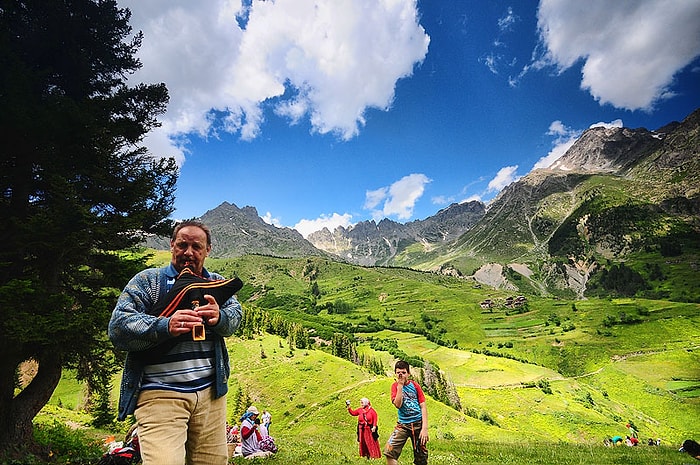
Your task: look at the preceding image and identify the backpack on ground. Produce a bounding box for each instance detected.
[98,425,141,465]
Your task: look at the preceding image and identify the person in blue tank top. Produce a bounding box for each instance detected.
[384,360,429,465]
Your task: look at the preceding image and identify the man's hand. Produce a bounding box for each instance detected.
[195,294,220,326]
[168,309,202,335]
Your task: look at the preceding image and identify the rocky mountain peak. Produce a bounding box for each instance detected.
[549,126,661,174]
[199,202,325,259]
[148,108,699,297]
[306,200,485,266]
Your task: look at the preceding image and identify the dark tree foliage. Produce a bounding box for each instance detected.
[588,263,648,297]
[0,0,177,452]
[331,333,357,362]
[659,237,682,257]
[417,361,462,412]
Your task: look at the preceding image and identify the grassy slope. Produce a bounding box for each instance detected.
[43,253,700,464]
[225,335,515,444]
[399,169,700,304]
[211,256,699,443]
[225,334,694,464]
[144,254,700,445]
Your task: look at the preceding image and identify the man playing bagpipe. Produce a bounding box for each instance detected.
[109,220,243,465]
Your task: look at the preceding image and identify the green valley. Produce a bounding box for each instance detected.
[44,253,700,463]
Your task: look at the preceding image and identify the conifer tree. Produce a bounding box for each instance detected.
[0,0,176,450]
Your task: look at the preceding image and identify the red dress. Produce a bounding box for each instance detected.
[348,405,381,458]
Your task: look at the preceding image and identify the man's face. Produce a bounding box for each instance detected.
[170,226,211,275]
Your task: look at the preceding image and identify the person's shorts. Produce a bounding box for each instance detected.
[383,421,428,465]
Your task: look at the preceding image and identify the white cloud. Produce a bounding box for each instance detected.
[118,0,430,160]
[547,120,571,138]
[533,138,576,171]
[589,119,623,129]
[140,127,189,165]
[261,211,282,227]
[532,120,582,170]
[482,6,521,76]
[365,173,431,221]
[498,7,517,32]
[535,0,700,110]
[482,53,500,75]
[487,166,519,192]
[364,187,389,210]
[294,212,353,238]
[431,195,453,206]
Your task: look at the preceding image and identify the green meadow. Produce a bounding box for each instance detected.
[43,254,699,464]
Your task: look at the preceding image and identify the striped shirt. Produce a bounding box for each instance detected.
[141,339,215,392]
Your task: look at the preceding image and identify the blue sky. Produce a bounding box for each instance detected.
[119,0,700,237]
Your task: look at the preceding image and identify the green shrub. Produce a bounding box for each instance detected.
[33,421,103,464]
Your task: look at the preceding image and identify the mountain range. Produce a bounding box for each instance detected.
[151,107,699,299]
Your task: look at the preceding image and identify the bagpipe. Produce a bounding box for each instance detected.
[130,267,243,363]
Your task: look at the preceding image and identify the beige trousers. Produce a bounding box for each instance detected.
[135,386,227,465]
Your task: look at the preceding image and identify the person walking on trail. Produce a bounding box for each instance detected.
[347,397,382,458]
[109,220,243,465]
[384,360,429,465]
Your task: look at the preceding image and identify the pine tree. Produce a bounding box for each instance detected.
[0,0,175,450]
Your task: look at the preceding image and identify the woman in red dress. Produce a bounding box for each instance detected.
[346,397,381,459]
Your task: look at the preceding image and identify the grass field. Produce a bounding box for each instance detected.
[227,440,693,465]
[38,254,700,464]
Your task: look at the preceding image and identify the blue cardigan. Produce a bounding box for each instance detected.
[108,264,243,420]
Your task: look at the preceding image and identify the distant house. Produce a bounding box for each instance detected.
[479,299,494,309]
[503,295,527,308]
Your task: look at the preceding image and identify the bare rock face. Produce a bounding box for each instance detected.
[473,263,518,291]
[549,126,661,173]
[201,202,327,259]
[306,201,486,266]
[450,107,700,295]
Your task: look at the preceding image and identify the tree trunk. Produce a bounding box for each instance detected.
[0,349,63,452]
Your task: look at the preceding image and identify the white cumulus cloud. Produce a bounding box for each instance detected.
[118,0,430,161]
[365,173,431,221]
[589,119,623,129]
[261,211,282,227]
[487,166,519,192]
[294,212,353,238]
[364,187,389,210]
[535,0,700,110]
[532,120,582,170]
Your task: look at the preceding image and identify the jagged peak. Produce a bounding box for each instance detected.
[549,125,658,174]
[241,205,261,219]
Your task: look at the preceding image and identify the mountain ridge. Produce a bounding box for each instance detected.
[306,200,486,265]
[426,107,700,297]
[149,107,699,300]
